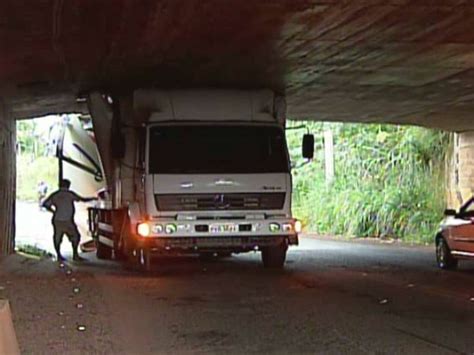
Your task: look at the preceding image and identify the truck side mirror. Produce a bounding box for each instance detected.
[302,134,314,160]
[444,209,457,216]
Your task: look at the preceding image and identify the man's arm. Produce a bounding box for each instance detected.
[72,192,97,203]
[42,193,55,213]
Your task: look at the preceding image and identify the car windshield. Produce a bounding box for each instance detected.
[148,125,289,174]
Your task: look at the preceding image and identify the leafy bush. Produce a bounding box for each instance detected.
[288,122,450,244]
[16,155,58,202]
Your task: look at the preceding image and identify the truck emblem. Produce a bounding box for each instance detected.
[214,194,229,209]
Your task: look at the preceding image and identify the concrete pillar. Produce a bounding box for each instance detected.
[0,300,20,354]
[447,131,474,209]
[0,101,16,255]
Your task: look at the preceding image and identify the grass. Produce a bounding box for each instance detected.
[15,244,54,259]
[288,122,450,245]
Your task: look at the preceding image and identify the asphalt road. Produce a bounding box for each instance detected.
[3,233,474,354]
[79,237,474,354]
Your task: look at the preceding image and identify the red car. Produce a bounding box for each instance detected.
[436,198,474,269]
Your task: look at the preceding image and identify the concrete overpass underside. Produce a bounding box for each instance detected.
[2,1,474,253]
[1,1,474,130]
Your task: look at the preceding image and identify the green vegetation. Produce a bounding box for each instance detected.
[287,122,450,244]
[16,155,58,202]
[15,244,53,259]
[16,117,59,202]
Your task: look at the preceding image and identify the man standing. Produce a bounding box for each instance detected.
[42,179,96,261]
[37,181,48,209]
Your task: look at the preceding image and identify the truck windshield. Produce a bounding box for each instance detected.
[148,125,289,174]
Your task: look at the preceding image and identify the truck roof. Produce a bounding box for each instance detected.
[133,89,284,124]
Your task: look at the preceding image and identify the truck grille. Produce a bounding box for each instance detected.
[155,193,285,211]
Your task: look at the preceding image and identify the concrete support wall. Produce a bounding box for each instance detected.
[0,102,15,255]
[446,131,474,209]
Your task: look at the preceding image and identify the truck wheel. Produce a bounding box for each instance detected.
[436,236,458,270]
[96,241,113,260]
[261,244,288,268]
[140,249,152,272]
[122,236,140,268]
[114,245,126,261]
[114,234,127,261]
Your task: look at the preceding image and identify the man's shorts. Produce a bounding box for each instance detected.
[53,220,80,244]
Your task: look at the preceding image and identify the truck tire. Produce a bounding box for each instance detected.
[141,249,152,272]
[96,241,113,260]
[122,235,140,268]
[114,245,126,261]
[118,218,141,268]
[114,233,127,261]
[261,244,288,268]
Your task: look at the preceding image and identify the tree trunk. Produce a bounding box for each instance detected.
[0,102,16,256]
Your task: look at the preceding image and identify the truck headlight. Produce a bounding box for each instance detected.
[137,222,151,237]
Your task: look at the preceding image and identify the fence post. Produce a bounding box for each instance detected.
[324,129,334,184]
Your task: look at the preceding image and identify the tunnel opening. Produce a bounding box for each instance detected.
[8,113,463,257]
[286,120,452,245]
[14,114,96,258]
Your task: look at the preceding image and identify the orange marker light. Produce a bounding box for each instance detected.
[294,220,302,233]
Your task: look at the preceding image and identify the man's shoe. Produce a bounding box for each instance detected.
[57,255,66,262]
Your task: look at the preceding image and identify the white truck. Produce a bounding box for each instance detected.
[64,90,313,269]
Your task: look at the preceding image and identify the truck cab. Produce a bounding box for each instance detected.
[86,90,311,269]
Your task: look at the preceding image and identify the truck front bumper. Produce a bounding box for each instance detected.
[134,218,299,252]
[137,235,297,253]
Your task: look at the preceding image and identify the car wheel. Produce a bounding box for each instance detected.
[436,236,458,270]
